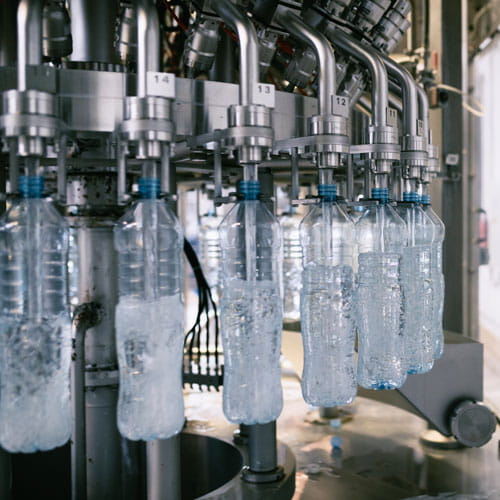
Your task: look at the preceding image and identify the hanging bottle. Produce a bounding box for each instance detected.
[114,175,184,441]
[281,208,303,323]
[355,186,408,390]
[219,179,283,424]
[396,191,435,374]
[420,193,445,360]
[300,184,357,406]
[0,174,72,453]
[199,210,223,302]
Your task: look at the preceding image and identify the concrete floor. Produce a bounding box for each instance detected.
[184,332,500,500]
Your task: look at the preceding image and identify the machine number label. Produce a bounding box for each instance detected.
[332,95,349,117]
[147,72,176,99]
[254,83,275,108]
[387,107,398,127]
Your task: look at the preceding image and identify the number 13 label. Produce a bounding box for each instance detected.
[254,83,275,108]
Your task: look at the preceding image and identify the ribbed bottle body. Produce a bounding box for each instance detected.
[219,200,283,424]
[281,212,302,323]
[396,203,435,374]
[199,213,223,300]
[114,199,184,440]
[356,253,406,389]
[423,205,445,359]
[355,203,407,390]
[300,201,356,406]
[0,198,71,452]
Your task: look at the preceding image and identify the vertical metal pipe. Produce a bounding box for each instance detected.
[69,0,119,64]
[209,0,259,105]
[57,136,67,203]
[160,144,171,195]
[17,0,44,91]
[381,55,418,137]
[77,221,122,500]
[117,143,127,204]
[71,320,87,500]
[146,437,181,500]
[8,139,19,194]
[416,84,430,142]
[277,10,335,116]
[247,422,278,473]
[136,0,160,98]
[291,149,299,201]
[326,28,389,128]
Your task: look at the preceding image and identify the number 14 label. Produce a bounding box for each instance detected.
[147,72,176,99]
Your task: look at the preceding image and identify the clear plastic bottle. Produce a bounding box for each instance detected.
[300,184,357,406]
[114,177,184,441]
[199,211,223,301]
[218,180,283,425]
[421,194,445,360]
[355,187,408,390]
[0,175,72,453]
[396,192,435,374]
[281,209,303,323]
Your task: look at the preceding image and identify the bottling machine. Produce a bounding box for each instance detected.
[0,0,497,499]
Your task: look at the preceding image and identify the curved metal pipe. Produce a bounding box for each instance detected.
[325,27,388,128]
[209,0,259,106]
[136,0,160,97]
[17,0,44,91]
[416,84,430,142]
[277,10,335,116]
[381,55,418,137]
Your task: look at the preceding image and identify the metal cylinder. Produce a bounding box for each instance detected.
[69,0,119,64]
[135,0,160,98]
[43,1,73,58]
[277,10,336,117]
[382,54,418,137]
[209,0,259,106]
[327,28,389,128]
[17,0,44,91]
[147,437,182,500]
[248,422,278,473]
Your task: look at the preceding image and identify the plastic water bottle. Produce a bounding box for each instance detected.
[421,194,445,359]
[199,211,223,301]
[219,180,283,425]
[0,175,72,453]
[300,184,356,406]
[114,177,184,441]
[396,192,435,374]
[281,209,303,323]
[355,187,408,390]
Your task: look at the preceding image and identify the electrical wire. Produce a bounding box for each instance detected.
[183,238,223,390]
[435,83,485,117]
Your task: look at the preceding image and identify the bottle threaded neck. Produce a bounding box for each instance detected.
[318,183,337,202]
[19,175,44,198]
[138,177,160,199]
[372,187,388,203]
[403,191,419,203]
[239,180,260,200]
[420,194,431,205]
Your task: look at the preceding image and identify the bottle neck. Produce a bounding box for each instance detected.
[318,183,337,202]
[239,180,260,200]
[19,175,44,199]
[138,177,160,199]
[403,191,419,203]
[371,187,388,204]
